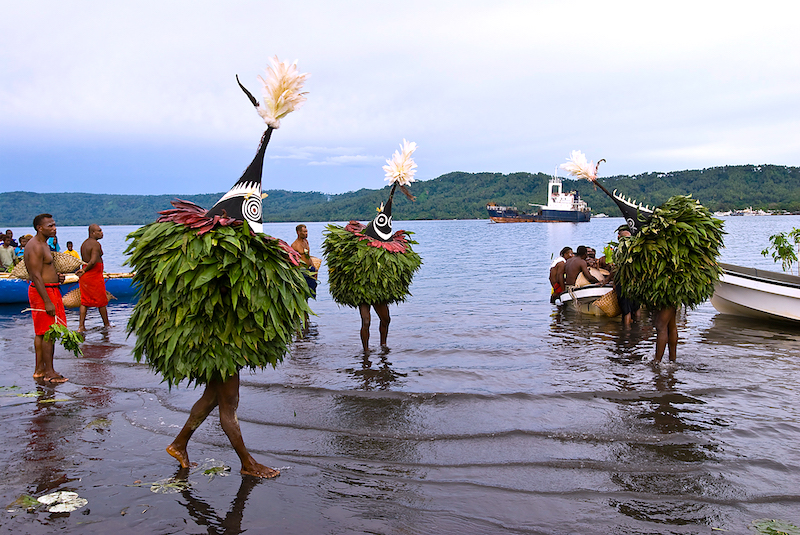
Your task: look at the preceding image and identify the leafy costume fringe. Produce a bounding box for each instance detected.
[125,200,311,387]
[322,221,422,308]
[613,195,725,310]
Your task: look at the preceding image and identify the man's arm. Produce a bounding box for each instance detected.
[291,240,312,267]
[78,242,101,276]
[556,263,567,288]
[580,262,601,284]
[25,245,55,315]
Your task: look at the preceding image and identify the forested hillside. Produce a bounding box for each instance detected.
[1,164,798,227]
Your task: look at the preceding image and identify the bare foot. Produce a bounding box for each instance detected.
[40,373,68,384]
[240,461,280,479]
[166,444,192,469]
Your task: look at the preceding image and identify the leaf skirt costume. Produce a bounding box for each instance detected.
[560,151,726,312]
[124,60,312,387]
[323,220,422,308]
[126,201,311,387]
[322,140,423,308]
[613,195,725,311]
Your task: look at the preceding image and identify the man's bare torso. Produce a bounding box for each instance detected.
[25,238,59,284]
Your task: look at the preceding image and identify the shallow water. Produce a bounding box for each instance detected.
[2,216,800,534]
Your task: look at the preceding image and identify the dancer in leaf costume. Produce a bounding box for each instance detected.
[126,57,311,478]
[322,140,423,353]
[561,151,725,363]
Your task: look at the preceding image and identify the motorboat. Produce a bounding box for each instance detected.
[710,263,800,323]
[555,283,615,316]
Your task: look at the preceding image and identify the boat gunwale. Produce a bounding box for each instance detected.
[719,262,800,290]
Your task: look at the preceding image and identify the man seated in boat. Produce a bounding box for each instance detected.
[549,246,573,303]
[565,245,608,288]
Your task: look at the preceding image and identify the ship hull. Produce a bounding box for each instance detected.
[488,208,591,223]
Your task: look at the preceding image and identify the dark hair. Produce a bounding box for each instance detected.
[560,246,573,257]
[67,241,73,246]
[296,224,307,232]
[576,245,588,257]
[33,213,53,230]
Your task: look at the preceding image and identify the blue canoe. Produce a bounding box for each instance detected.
[0,274,137,305]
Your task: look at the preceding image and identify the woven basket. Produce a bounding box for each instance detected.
[593,289,621,317]
[10,251,82,279]
[53,251,82,273]
[62,288,81,308]
[62,288,117,309]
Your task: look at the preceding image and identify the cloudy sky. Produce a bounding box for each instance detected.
[1,1,798,195]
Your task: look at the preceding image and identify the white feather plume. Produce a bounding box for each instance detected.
[256,56,309,129]
[383,139,418,186]
[560,150,597,181]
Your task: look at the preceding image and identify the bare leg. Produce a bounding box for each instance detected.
[33,335,46,378]
[654,307,678,363]
[373,303,391,349]
[359,304,371,353]
[167,383,219,468]
[78,305,87,333]
[667,309,678,361]
[33,334,67,383]
[216,374,279,478]
[99,306,111,327]
[622,313,632,327]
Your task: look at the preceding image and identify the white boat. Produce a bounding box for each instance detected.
[555,284,614,316]
[710,263,800,323]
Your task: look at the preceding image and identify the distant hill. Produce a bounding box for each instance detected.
[2,164,799,227]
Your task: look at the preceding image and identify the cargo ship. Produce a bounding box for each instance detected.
[486,175,591,223]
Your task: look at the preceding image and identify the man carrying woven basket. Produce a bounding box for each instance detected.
[24,213,68,384]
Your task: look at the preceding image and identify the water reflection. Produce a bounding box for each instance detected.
[700,313,800,348]
[76,330,117,408]
[347,351,407,391]
[608,367,730,526]
[174,467,263,535]
[24,387,82,497]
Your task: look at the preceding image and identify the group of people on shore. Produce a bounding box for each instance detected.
[21,215,112,384]
[549,227,641,326]
[0,229,82,271]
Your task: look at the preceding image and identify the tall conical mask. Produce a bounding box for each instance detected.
[364,139,418,242]
[205,58,308,234]
[205,129,271,234]
[609,190,653,235]
[559,151,653,234]
[363,185,397,242]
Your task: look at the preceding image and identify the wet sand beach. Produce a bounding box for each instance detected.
[2,218,800,534]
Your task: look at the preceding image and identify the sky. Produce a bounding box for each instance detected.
[1,1,799,196]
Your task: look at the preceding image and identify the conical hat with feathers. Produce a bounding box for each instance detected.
[205,58,308,234]
[363,140,418,242]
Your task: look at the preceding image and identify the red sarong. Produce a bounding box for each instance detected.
[79,262,108,307]
[28,284,67,336]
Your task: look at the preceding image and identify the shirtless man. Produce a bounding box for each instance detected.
[24,214,68,383]
[565,245,605,286]
[77,224,111,332]
[291,224,317,335]
[549,247,573,303]
[291,224,313,268]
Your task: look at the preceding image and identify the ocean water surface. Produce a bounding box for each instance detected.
[1,216,799,534]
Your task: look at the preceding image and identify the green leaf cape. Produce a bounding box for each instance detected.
[322,221,422,308]
[614,195,725,310]
[125,200,311,387]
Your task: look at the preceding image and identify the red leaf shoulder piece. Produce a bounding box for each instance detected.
[344,220,410,254]
[156,199,301,265]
